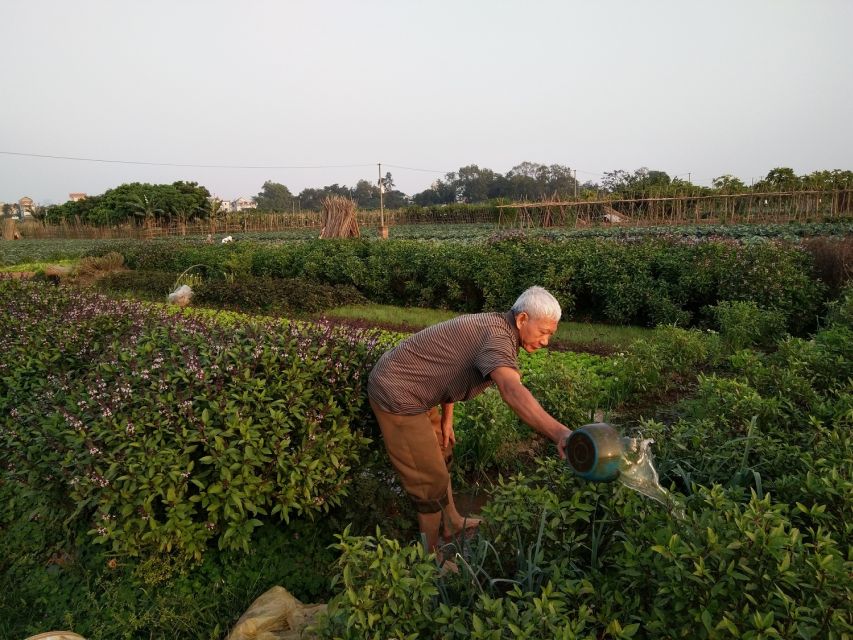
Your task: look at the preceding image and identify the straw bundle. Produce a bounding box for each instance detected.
[2,217,19,240]
[319,196,360,239]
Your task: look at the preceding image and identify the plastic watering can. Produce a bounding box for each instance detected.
[565,423,626,482]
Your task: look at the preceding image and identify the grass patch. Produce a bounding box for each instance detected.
[0,259,76,272]
[321,304,657,353]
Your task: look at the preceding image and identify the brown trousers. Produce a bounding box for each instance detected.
[369,399,453,513]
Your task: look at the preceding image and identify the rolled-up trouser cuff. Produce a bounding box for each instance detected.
[412,495,450,514]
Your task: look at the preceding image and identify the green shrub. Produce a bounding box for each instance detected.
[320,526,441,640]
[98,271,366,313]
[644,313,853,521]
[0,479,338,640]
[105,237,828,333]
[708,300,788,351]
[317,459,851,639]
[453,388,528,475]
[98,270,177,298]
[824,282,853,328]
[613,326,720,399]
[0,280,382,560]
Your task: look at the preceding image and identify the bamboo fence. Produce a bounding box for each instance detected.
[5,190,851,240]
[497,190,853,228]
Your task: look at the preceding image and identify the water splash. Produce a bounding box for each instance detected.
[618,437,686,520]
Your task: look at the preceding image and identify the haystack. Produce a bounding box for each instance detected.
[319,196,360,239]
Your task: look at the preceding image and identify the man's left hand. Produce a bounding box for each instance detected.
[440,403,455,448]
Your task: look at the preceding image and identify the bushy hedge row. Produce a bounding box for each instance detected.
[0,279,386,559]
[104,237,826,332]
[96,270,366,313]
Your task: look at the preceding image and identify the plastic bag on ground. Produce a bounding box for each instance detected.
[226,586,326,640]
[167,284,193,307]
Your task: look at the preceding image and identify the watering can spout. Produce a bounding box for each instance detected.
[565,423,625,482]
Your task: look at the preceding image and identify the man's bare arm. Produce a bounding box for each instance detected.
[490,366,572,457]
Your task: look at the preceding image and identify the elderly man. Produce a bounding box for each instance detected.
[367,286,572,558]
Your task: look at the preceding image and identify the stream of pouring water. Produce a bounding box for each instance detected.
[618,437,686,520]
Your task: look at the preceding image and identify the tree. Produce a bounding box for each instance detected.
[453,165,504,203]
[255,181,295,212]
[756,167,800,192]
[196,198,227,229]
[712,175,747,193]
[39,182,210,226]
[352,179,380,209]
[801,170,853,191]
[601,168,672,196]
[505,162,577,200]
[412,177,457,206]
[383,188,409,209]
[297,184,353,211]
[601,169,635,193]
[126,193,164,226]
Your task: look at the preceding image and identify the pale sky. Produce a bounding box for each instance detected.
[1,0,850,205]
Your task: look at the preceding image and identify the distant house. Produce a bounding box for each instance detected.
[18,196,35,218]
[232,197,257,212]
[69,192,87,202]
[209,196,232,213]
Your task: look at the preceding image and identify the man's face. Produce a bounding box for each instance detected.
[516,312,558,353]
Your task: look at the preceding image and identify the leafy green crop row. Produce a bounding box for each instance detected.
[106,236,826,333]
[96,270,366,314]
[0,279,388,560]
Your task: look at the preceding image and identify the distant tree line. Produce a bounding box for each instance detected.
[31,165,852,226]
[258,164,853,212]
[598,167,853,199]
[255,172,407,212]
[40,182,211,226]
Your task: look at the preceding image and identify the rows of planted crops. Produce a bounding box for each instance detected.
[1,272,850,638]
[2,219,851,267]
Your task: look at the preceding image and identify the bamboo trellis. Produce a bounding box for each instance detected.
[496,190,852,228]
[7,190,851,239]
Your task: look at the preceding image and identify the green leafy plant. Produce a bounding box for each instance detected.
[707,300,788,351]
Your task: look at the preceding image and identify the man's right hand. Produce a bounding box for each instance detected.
[556,429,572,460]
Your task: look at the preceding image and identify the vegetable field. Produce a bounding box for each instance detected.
[1,226,851,639]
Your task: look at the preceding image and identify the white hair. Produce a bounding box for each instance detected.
[511,286,561,321]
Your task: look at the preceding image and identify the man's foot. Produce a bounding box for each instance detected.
[441,515,483,543]
[435,550,460,575]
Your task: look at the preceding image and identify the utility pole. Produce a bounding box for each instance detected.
[573,169,578,198]
[378,162,387,238]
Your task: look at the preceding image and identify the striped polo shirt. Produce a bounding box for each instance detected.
[368,311,520,415]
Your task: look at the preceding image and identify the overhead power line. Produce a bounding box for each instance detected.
[0,150,375,170]
[1,149,623,185]
[383,163,447,174]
